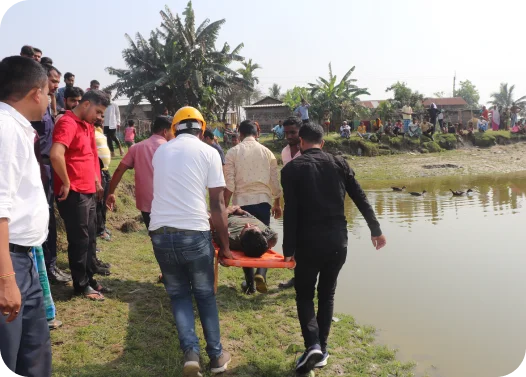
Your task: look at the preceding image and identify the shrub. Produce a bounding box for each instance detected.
[473,132,496,147]
[437,134,458,150]
[422,141,442,153]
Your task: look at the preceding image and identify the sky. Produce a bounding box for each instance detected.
[1,0,524,105]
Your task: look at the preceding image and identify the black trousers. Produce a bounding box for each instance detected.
[294,248,347,352]
[104,126,121,153]
[96,170,111,235]
[0,250,52,377]
[241,203,271,283]
[42,164,57,272]
[56,190,97,292]
[141,211,151,230]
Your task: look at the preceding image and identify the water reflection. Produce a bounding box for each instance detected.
[270,171,526,377]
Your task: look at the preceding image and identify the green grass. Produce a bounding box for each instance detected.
[50,157,415,377]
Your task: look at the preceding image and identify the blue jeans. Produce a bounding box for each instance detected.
[403,119,411,133]
[151,229,222,358]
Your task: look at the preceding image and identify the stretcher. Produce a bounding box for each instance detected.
[213,247,295,293]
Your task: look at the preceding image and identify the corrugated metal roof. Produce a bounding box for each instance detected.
[358,100,385,109]
[423,97,467,106]
[243,103,289,109]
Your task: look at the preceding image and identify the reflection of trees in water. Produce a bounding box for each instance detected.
[342,173,526,231]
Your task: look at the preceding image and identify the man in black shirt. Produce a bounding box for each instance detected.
[281,123,386,375]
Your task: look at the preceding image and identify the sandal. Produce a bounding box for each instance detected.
[48,319,63,330]
[82,286,105,301]
[93,284,113,294]
[99,232,111,241]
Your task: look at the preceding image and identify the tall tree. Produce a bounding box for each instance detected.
[385,81,424,113]
[488,83,526,109]
[106,1,250,120]
[236,58,262,105]
[268,83,282,99]
[456,80,480,108]
[282,86,311,111]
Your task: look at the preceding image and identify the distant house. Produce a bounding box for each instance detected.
[357,100,386,109]
[243,97,292,133]
[423,97,468,110]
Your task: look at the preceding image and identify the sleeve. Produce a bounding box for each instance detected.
[52,117,76,148]
[121,145,136,168]
[207,150,226,188]
[0,124,24,220]
[224,148,236,193]
[91,129,101,182]
[268,150,282,199]
[281,165,298,257]
[335,156,382,237]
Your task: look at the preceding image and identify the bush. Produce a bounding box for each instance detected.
[422,141,442,153]
[402,136,420,150]
[369,134,378,143]
[437,134,458,150]
[473,132,496,147]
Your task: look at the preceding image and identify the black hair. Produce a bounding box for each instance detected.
[90,80,100,87]
[20,45,34,57]
[40,57,53,65]
[79,89,110,107]
[42,63,61,77]
[240,229,268,258]
[151,116,173,134]
[238,120,258,137]
[64,86,84,99]
[127,119,135,126]
[298,122,324,144]
[283,116,302,128]
[33,47,42,54]
[64,72,74,80]
[176,128,202,137]
[203,128,215,140]
[0,56,47,102]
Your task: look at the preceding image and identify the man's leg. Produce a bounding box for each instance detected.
[87,194,101,287]
[0,251,52,377]
[104,126,114,154]
[109,129,124,155]
[56,191,92,293]
[317,249,347,354]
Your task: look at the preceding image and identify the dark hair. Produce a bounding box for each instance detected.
[90,80,100,87]
[203,128,215,140]
[20,45,34,57]
[127,119,135,126]
[240,229,268,258]
[238,120,258,137]
[40,57,53,65]
[0,56,47,102]
[42,63,61,77]
[79,89,110,107]
[283,116,302,128]
[176,128,202,137]
[151,116,173,134]
[64,86,84,99]
[33,47,42,54]
[64,72,74,80]
[298,122,324,144]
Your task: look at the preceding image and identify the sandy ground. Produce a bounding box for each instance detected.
[351,142,526,181]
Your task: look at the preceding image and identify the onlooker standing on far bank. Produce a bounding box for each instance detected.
[0,55,52,377]
[103,91,124,157]
[401,102,413,134]
[295,98,311,123]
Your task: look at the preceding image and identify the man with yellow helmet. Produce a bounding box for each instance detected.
[149,106,232,376]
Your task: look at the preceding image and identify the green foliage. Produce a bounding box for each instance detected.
[282,86,311,112]
[474,132,496,147]
[436,134,458,150]
[385,81,424,112]
[422,141,442,153]
[489,83,526,109]
[268,83,282,99]
[456,80,480,108]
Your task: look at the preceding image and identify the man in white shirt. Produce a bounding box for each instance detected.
[149,106,232,376]
[295,98,311,123]
[0,56,52,377]
[224,120,282,294]
[401,103,413,134]
[103,91,124,157]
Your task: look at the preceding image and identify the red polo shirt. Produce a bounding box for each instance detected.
[53,111,100,195]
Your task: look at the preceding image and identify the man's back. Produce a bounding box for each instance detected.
[149,133,224,232]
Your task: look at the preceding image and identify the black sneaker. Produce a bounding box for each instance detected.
[241,281,256,295]
[210,351,231,374]
[278,277,295,290]
[93,265,111,276]
[183,350,202,377]
[314,351,329,368]
[48,267,72,284]
[95,257,111,269]
[296,345,323,375]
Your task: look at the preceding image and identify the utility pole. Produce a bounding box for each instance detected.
[453,71,456,97]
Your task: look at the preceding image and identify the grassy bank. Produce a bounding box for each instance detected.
[49,157,415,377]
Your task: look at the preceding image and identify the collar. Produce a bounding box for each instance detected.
[301,148,323,155]
[0,102,33,130]
[242,136,256,142]
[175,133,199,141]
[150,134,166,141]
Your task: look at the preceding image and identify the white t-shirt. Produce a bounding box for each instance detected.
[103,103,121,130]
[0,102,49,246]
[438,112,444,120]
[295,104,310,120]
[149,133,225,232]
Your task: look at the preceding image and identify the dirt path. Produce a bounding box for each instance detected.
[351,142,526,180]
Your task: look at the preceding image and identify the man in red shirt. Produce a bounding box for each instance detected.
[50,90,110,301]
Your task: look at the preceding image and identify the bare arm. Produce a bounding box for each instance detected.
[50,143,70,201]
[0,219,21,323]
[106,162,131,210]
[209,187,232,259]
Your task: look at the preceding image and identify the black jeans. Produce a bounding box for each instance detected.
[0,250,52,377]
[141,211,151,230]
[294,248,347,352]
[42,164,57,272]
[104,126,121,153]
[241,203,271,283]
[96,170,111,235]
[56,190,97,292]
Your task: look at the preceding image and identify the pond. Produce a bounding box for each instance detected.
[269,171,526,377]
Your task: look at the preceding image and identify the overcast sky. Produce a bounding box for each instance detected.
[1,0,523,104]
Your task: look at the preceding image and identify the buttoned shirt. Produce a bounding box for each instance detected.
[103,103,120,130]
[281,144,301,166]
[224,136,281,207]
[0,102,49,246]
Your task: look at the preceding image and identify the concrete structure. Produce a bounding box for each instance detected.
[243,97,292,132]
[423,97,468,111]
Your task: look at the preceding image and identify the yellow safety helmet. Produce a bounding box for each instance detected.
[171,106,207,135]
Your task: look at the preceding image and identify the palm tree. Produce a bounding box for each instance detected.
[106,1,250,120]
[268,83,282,99]
[236,59,262,104]
[308,63,369,128]
[488,83,526,109]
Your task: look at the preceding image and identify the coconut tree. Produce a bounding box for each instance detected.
[308,63,369,130]
[236,59,262,104]
[268,83,282,99]
[488,83,526,109]
[106,1,250,120]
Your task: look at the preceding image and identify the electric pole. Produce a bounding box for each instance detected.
[453,71,456,97]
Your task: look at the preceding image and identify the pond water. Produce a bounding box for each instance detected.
[269,171,526,377]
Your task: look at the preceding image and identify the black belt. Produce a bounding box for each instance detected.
[149,227,202,236]
[9,244,32,253]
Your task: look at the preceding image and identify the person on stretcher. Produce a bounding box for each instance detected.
[211,206,278,258]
